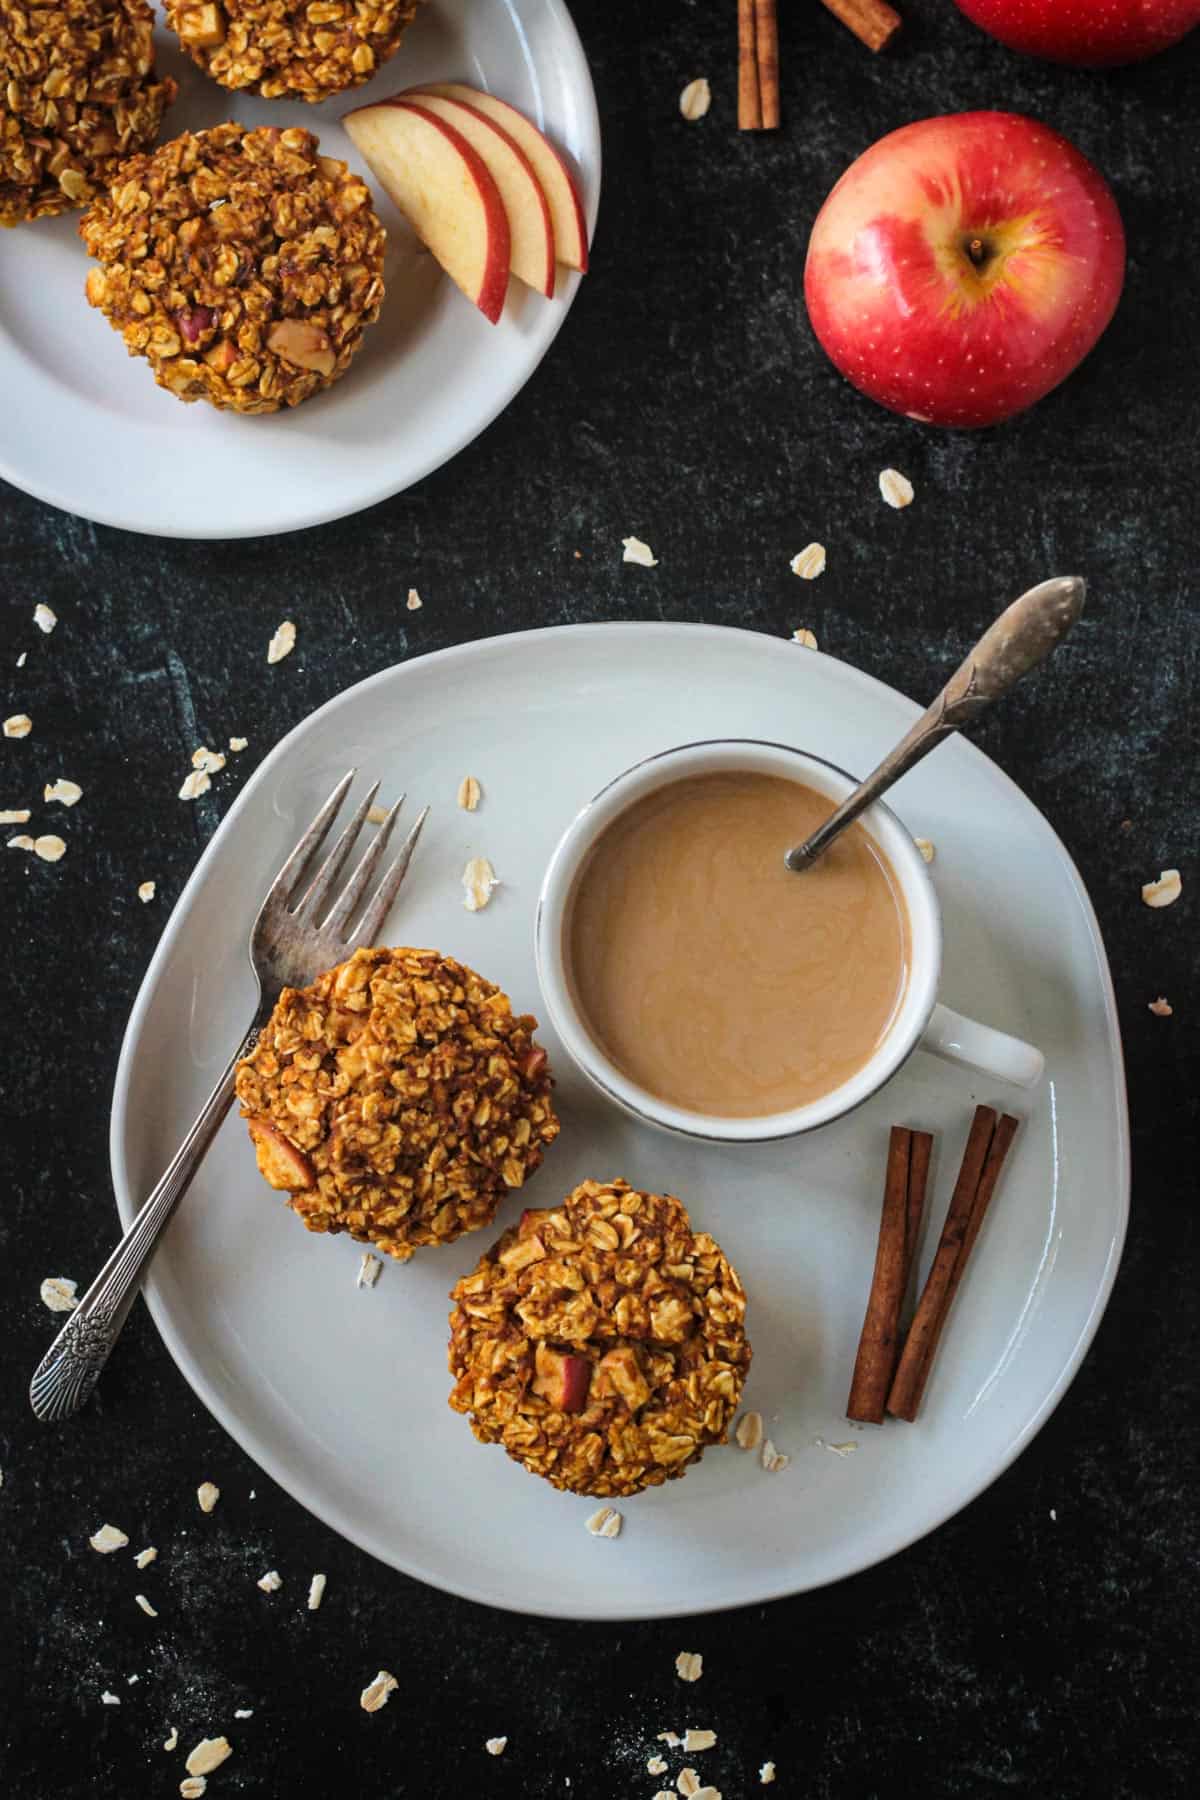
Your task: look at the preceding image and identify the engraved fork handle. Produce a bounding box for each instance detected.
[785,575,1086,870]
[29,1002,270,1424]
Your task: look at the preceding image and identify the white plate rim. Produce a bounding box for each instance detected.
[109,622,1130,1619]
[0,0,602,541]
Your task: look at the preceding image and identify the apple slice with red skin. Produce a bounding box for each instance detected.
[414,82,588,273]
[531,1343,592,1412]
[246,1117,316,1192]
[343,98,511,324]
[387,88,555,297]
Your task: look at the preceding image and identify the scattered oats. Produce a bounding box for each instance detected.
[654,1793,675,1800]
[366,803,389,825]
[229,737,248,753]
[90,1522,129,1554]
[135,1593,158,1617]
[914,837,936,863]
[735,1410,762,1451]
[356,1253,382,1289]
[127,1675,139,1684]
[1050,1508,1057,1521]
[257,1569,282,1593]
[658,1732,683,1747]
[41,1275,78,1313]
[34,603,57,634]
[196,1482,220,1514]
[677,1770,701,1798]
[180,1780,206,1799]
[267,620,296,664]
[3,714,32,738]
[185,1737,232,1777]
[179,770,211,802]
[879,467,915,509]
[1148,996,1173,1017]
[790,627,819,649]
[694,1789,722,1799]
[191,747,226,775]
[679,77,711,121]
[0,808,30,824]
[760,1764,776,1785]
[648,1756,669,1776]
[685,1730,717,1752]
[44,779,82,807]
[101,1690,121,1705]
[34,834,66,862]
[761,1438,790,1473]
[308,1572,327,1611]
[457,774,482,812]
[164,1726,179,1751]
[406,588,422,611]
[234,1708,254,1719]
[16,653,26,668]
[814,1436,858,1456]
[622,535,658,567]
[790,543,826,581]
[485,1738,508,1756]
[585,1506,622,1539]
[135,1547,158,1569]
[675,1651,703,1683]
[462,855,498,912]
[360,1670,398,1713]
[7,834,34,851]
[1142,868,1182,908]
[138,881,157,903]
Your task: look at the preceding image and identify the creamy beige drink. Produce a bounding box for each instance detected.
[567,772,910,1117]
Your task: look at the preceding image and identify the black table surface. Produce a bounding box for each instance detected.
[3,3,1198,1795]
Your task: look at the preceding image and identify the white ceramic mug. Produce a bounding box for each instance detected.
[534,739,1044,1143]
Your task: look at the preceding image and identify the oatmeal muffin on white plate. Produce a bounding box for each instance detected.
[164,0,424,103]
[1,1,175,228]
[235,946,560,1260]
[80,122,386,413]
[449,1179,752,1498]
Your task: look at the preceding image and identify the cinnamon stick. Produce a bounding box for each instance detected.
[754,0,780,129]
[887,1108,1021,1421]
[846,1127,913,1424]
[904,1127,933,1287]
[819,0,902,54]
[737,0,762,130]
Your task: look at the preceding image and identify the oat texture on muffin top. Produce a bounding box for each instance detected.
[448,1179,752,1498]
[164,0,423,103]
[235,946,560,1261]
[80,123,386,412]
[1,1,176,228]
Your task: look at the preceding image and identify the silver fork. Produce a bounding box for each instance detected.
[29,771,429,1424]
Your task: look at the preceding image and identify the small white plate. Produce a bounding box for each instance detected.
[1,2,599,539]
[111,624,1129,1620]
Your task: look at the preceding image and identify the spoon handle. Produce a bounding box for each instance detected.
[785,575,1086,871]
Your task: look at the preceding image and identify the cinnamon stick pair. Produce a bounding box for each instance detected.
[847,1107,1020,1425]
[738,0,780,130]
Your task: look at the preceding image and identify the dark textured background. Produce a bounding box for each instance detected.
[3,2,1198,1795]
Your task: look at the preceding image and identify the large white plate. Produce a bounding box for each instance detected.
[111,624,1128,1620]
[1,2,599,539]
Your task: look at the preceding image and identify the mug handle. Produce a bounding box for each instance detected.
[920,1003,1045,1089]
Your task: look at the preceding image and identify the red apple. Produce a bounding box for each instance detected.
[804,112,1125,429]
[952,0,1200,67]
[531,1345,592,1412]
[343,98,511,324]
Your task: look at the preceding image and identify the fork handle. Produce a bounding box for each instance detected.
[29,1005,270,1424]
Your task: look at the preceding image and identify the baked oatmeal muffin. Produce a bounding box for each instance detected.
[235,947,560,1261]
[80,123,385,413]
[1,1,175,228]
[164,0,423,103]
[448,1179,752,1498]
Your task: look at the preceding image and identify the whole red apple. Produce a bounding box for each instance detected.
[804,112,1125,429]
[952,0,1200,67]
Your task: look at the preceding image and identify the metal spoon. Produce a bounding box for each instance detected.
[785,575,1086,871]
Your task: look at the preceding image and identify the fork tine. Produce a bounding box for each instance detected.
[322,793,404,941]
[263,770,356,913]
[293,780,384,924]
[351,805,431,948]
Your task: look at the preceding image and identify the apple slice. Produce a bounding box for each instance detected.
[531,1344,592,1412]
[246,1117,316,1192]
[343,98,511,324]
[387,89,555,297]
[414,83,588,273]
